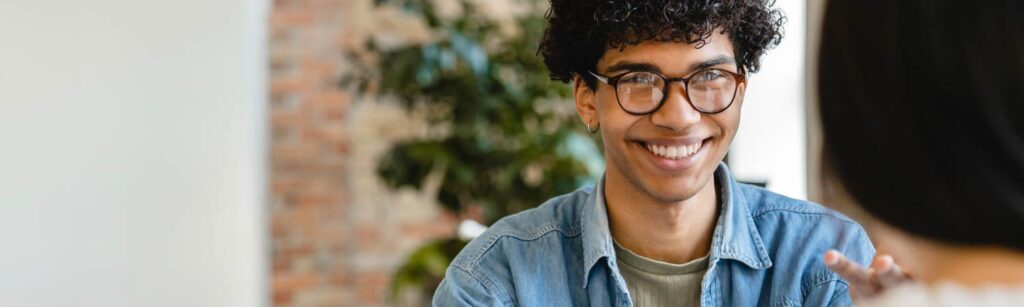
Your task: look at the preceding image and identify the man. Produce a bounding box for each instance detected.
[434,0,875,306]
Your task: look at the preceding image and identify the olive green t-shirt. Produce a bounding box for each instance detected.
[613,240,709,307]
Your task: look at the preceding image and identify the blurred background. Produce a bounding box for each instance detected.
[0,0,827,306]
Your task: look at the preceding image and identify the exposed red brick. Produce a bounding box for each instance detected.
[274,274,319,292]
[399,223,455,241]
[271,76,315,94]
[269,1,459,306]
[270,10,314,27]
[355,271,391,304]
[273,290,293,305]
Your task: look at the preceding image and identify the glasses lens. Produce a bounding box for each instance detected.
[687,69,738,113]
[616,72,664,113]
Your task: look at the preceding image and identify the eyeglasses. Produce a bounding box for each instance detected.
[588,68,746,115]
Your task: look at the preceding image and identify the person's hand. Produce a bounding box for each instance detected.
[824,250,913,299]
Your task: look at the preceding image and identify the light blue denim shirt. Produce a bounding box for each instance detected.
[434,164,875,306]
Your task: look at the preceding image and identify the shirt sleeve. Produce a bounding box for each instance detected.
[432,265,508,307]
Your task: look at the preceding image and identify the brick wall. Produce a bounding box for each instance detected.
[270,0,458,305]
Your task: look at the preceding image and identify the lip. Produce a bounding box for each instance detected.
[633,137,711,173]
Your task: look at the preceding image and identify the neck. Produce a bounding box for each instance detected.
[603,171,719,264]
[877,224,1024,287]
[911,242,1024,287]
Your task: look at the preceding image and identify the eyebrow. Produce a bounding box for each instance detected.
[604,55,737,76]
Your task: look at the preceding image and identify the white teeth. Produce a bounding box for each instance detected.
[646,142,703,160]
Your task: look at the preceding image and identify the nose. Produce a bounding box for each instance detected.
[649,82,701,130]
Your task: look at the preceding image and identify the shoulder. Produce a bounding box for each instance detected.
[437,187,593,305]
[737,182,873,249]
[738,183,857,225]
[737,184,875,288]
[738,184,869,250]
[448,186,591,271]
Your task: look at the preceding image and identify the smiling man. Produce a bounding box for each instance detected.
[433,1,875,306]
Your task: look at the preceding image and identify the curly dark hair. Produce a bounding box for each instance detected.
[539,0,786,87]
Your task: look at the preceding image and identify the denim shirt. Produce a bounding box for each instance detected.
[434,164,875,306]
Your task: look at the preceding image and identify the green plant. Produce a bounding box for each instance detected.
[389,237,466,304]
[346,0,602,223]
[343,0,603,303]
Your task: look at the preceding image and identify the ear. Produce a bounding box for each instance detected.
[573,75,599,128]
[733,78,748,107]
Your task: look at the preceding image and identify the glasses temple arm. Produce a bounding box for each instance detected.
[586,71,609,84]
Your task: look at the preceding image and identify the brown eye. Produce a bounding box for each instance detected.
[619,72,660,85]
[692,69,725,82]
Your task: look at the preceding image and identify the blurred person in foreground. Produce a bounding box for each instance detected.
[817,0,1024,305]
[433,0,876,306]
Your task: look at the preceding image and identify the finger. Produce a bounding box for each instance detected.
[870,254,894,273]
[824,250,872,285]
[824,250,880,299]
[870,255,908,288]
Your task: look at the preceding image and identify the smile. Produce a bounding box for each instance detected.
[643,140,704,160]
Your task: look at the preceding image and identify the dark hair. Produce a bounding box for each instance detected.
[819,0,1024,250]
[538,0,785,88]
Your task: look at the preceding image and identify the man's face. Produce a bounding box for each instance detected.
[575,31,745,203]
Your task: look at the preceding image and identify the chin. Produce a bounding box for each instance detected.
[641,176,708,204]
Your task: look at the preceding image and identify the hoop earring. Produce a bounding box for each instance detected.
[587,122,599,134]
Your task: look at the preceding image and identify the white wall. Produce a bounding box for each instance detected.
[730,0,808,199]
[0,1,268,306]
[805,0,827,202]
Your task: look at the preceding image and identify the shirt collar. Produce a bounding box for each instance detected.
[580,163,772,288]
[709,163,773,269]
[581,175,613,288]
